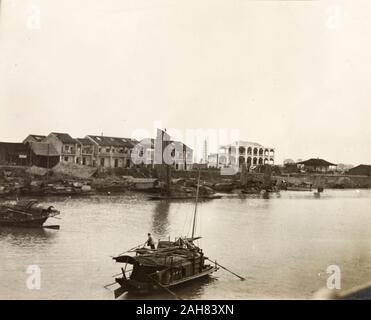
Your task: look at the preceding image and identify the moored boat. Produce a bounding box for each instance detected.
[0,200,60,228]
[286,186,312,191]
[212,182,235,192]
[112,169,220,298]
[113,238,218,298]
[241,188,260,194]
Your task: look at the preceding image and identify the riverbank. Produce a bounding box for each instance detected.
[171,169,371,189]
[274,173,371,189]
[0,165,370,199]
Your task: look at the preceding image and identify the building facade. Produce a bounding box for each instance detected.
[171,141,193,170]
[86,135,137,168]
[297,158,337,173]
[207,153,219,168]
[0,142,30,166]
[44,132,79,164]
[76,138,96,166]
[1,131,194,170]
[131,136,193,171]
[27,142,60,168]
[208,141,275,169]
[347,165,371,176]
[8,131,193,170]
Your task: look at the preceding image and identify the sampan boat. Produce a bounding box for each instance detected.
[112,168,219,299]
[0,200,60,228]
[286,186,312,191]
[113,238,218,298]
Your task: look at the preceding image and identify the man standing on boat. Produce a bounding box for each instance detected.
[146,233,155,250]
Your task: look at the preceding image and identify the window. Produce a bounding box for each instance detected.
[106,148,110,153]
[98,147,102,153]
[65,145,69,151]
[64,157,69,162]
[100,158,105,166]
[114,159,119,168]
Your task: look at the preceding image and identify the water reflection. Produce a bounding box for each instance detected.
[175,275,218,299]
[122,275,218,300]
[151,201,171,237]
[2,190,371,299]
[0,227,57,246]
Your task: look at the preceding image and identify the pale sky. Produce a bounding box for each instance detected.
[1,0,371,164]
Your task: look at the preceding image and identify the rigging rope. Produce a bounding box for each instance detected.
[181,202,189,236]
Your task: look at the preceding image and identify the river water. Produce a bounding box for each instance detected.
[1,189,371,300]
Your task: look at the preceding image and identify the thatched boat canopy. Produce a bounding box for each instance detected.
[113,247,200,268]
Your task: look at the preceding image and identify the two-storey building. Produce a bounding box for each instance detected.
[86,135,137,168]
[44,132,79,164]
[131,133,193,170]
[76,138,96,166]
[208,141,275,169]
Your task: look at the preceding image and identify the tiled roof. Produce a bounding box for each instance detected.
[51,132,78,144]
[297,158,336,166]
[76,138,94,145]
[87,135,138,148]
[347,164,371,174]
[235,141,263,147]
[28,134,46,142]
[221,141,272,149]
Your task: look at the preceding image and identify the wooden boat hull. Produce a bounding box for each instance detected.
[114,266,217,298]
[286,187,312,191]
[241,190,260,194]
[0,200,60,228]
[213,184,235,192]
[0,217,48,228]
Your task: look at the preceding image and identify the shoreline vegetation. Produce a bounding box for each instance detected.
[1,164,371,200]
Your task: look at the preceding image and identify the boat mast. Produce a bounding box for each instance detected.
[191,169,201,239]
[46,143,49,184]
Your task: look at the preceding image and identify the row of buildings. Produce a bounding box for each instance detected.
[3,131,370,176]
[0,131,193,170]
[0,132,278,172]
[205,141,368,175]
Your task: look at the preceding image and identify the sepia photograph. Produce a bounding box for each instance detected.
[1,0,371,309]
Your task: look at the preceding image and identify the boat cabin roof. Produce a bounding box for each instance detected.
[113,247,201,268]
[1,200,56,215]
